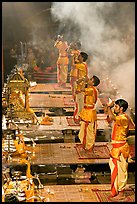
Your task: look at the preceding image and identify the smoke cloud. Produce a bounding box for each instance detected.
[51,2,135,111]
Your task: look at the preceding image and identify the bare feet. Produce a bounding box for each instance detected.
[74,118,80,124]
[60,83,67,88]
[85,146,94,153]
[108,191,126,201]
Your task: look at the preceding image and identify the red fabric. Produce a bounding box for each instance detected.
[112,142,126,148]
[73,102,79,122]
[129,145,135,158]
[84,105,94,109]
[82,121,89,148]
[33,66,41,72]
[111,158,118,196]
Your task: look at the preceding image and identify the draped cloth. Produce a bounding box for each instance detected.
[73,62,88,121]
[73,92,84,122]
[78,120,97,151]
[109,113,130,197]
[78,86,98,151]
[55,40,69,85]
[109,153,128,197]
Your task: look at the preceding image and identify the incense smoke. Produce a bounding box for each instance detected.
[51,2,135,111]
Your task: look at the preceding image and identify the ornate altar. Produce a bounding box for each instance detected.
[6,68,38,124]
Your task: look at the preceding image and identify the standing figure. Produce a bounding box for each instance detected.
[78,75,100,151]
[68,41,81,96]
[106,99,130,200]
[73,52,88,122]
[54,35,69,88]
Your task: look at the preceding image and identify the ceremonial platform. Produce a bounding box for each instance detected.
[3,82,135,202]
[29,83,72,95]
[33,184,135,202]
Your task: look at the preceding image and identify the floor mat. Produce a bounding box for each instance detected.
[66,117,80,126]
[53,84,71,90]
[63,97,75,106]
[92,189,135,202]
[53,84,63,90]
[66,117,109,129]
[75,144,110,159]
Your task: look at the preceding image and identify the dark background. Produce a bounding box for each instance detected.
[2,2,59,81]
